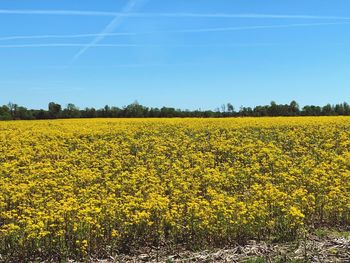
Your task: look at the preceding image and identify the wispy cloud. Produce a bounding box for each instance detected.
[71,0,148,62]
[0,43,275,48]
[0,32,136,41]
[1,21,349,42]
[1,9,350,20]
[165,13,350,20]
[0,9,115,16]
[0,44,141,48]
[173,21,350,32]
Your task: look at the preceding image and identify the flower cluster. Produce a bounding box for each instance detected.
[0,117,349,260]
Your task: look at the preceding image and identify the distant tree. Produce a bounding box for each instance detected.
[81,107,97,118]
[7,102,18,118]
[322,104,334,116]
[14,106,33,120]
[149,108,161,118]
[239,106,253,117]
[0,105,12,120]
[3,100,350,120]
[227,103,234,113]
[103,105,111,117]
[269,101,278,116]
[302,105,322,116]
[32,109,49,119]
[221,104,226,113]
[48,102,62,119]
[124,101,148,118]
[110,107,121,118]
[333,103,350,116]
[253,105,268,117]
[160,107,176,118]
[62,103,81,118]
[289,100,300,116]
[344,102,350,115]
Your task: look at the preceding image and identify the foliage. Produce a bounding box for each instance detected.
[1,101,350,120]
[0,117,350,261]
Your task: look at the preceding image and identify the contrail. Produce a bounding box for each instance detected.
[1,21,349,42]
[0,43,275,48]
[0,9,115,16]
[0,9,350,20]
[0,44,141,48]
[71,0,148,62]
[177,21,350,32]
[0,32,137,41]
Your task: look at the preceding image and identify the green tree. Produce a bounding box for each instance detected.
[7,102,18,119]
[289,100,300,116]
[48,102,62,118]
[322,104,334,116]
[124,101,148,118]
[0,105,12,120]
[62,103,81,118]
[227,103,234,113]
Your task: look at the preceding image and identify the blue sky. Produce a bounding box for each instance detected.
[0,0,350,110]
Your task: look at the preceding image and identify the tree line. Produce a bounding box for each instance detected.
[1,101,350,120]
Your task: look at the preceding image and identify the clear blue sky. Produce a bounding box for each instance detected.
[0,0,350,110]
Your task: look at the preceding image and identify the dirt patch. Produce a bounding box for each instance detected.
[81,235,350,263]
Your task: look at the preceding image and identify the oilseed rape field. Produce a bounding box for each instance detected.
[1,117,350,261]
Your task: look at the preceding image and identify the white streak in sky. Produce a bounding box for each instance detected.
[1,22,349,42]
[0,9,115,16]
[175,21,350,32]
[71,0,147,62]
[0,10,350,20]
[0,44,140,48]
[0,32,137,41]
[0,43,275,48]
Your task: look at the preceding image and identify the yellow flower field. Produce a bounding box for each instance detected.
[1,117,350,260]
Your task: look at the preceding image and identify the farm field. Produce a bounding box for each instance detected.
[1,117,350,261]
